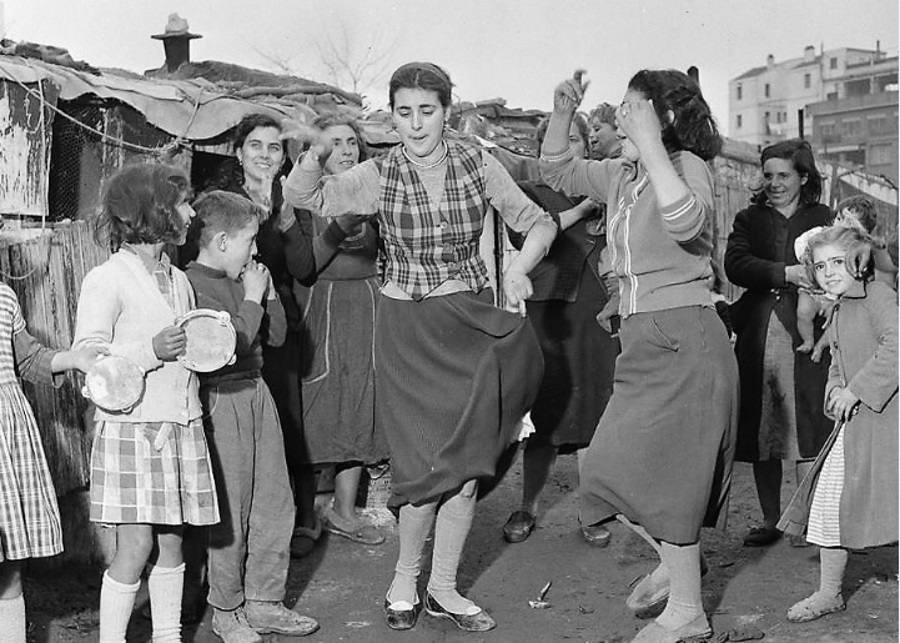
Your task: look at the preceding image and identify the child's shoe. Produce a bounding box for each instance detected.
[211,607,262,643]
[244,600,319,636]
[786,591,845,623]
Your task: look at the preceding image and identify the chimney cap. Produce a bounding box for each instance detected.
[151,13,202,40]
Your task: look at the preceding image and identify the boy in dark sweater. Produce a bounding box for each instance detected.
[186,191,318,642]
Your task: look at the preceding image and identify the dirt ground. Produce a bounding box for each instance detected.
[26,457,897,643]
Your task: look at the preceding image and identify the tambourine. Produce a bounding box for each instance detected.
[176,309,237,372]
[81,355,145,412]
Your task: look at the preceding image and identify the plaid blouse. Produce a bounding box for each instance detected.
[379,143,490,300]
[283,139,554,301]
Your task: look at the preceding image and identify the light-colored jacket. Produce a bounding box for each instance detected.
[73,250,201,424]
[540,149,715,317]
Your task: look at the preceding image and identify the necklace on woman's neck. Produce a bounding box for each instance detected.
[402,141,448,169]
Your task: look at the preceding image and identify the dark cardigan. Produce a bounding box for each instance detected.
[725,202,833,460]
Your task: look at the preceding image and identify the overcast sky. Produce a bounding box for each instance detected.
[5,0,898,136]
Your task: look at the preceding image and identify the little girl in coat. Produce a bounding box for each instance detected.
[0,283,103,643]
[73,163,220,643]
[778,225,898,623]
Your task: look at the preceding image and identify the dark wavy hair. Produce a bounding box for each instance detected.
[836,195,878,234]
[627,69,722,161]
[310,113,369,164]
[752,139,822,207]
[95,163,190,251]
[232,113,284,153]
[803,225,874,283]
[535,113,590,158]
[389,62,453,109]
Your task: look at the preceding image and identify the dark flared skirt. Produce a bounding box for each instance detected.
[526,268,618,448]
[375,289,543,508]
[579,306,738,544]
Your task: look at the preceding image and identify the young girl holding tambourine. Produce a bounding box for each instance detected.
[73,163,219,643]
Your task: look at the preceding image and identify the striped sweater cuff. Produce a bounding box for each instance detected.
[660,193,704,241]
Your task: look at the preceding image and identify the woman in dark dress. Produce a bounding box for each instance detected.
[502,114,619,547]
[725,139,833,547]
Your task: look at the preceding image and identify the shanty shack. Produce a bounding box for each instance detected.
[0,37,390,562]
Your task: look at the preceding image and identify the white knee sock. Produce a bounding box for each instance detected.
[148,563,185,642]
[99,571,141,643]
[0,595,26,643]
[388,500,437,604]
[819,547,848,597]
[427,483,478,614]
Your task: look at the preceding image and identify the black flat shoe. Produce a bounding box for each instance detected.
[743,525,781,547]
[502,510,535,543]
[384,596,421,631]
[423,592,496,632]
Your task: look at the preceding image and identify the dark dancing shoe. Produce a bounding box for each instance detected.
[742,525,782,547]
[384,596,422,631]
[423,592,496,632]
[502,510,536,543]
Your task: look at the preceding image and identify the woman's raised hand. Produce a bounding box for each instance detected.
[279,119,332,164]
[616,98,662,154]
[553,69,589,115]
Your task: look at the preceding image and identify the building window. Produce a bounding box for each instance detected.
[736,84,742,100]
[868,115,888,135]
[843,118,861,137]
[826,91,838,100]
[870,143,893,165]
[830,57,838,69]
[736,114,742,129]
[804,73,811,89]
[764,83,770,97]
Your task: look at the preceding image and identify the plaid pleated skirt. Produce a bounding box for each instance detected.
[90,419,219,525]
[0,383,63,561]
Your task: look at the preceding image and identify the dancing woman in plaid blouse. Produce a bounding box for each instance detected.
[73,164,220,643]
[283,62,557,632]
[0,286,104,642]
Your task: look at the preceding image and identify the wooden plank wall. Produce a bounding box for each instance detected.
[0,221,109,496]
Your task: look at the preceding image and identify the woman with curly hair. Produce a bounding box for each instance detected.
[541,68,737,642]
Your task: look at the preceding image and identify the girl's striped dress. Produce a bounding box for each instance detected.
[0,284,63,561]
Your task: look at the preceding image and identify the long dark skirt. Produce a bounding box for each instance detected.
[527,268,618,448]
[375,289,544,508]
[579,306,738,544]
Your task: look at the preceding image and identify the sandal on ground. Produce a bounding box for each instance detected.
[630,615,712,643]
[502,510,535,543]
[322,507,385,545]
[423,592,496,632]
[743,525,781,547]
[580,522,611,547]
[627,555,709,617]
[787,591,845,623]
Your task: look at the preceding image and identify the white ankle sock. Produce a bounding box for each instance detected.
[148,563,185,642]
[0,595,26,643]
[99,571,141,643]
